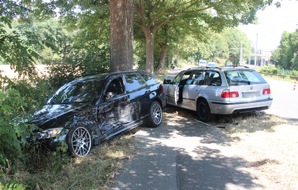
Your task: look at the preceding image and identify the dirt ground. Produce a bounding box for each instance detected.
[215,114,298,189]
[234,124,298,189]
[163,107,298,190]
[208,77,298,189]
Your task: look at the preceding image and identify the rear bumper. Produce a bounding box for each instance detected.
[209,98,273,115]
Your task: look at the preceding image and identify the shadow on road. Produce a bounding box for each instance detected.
[111,108,268,190]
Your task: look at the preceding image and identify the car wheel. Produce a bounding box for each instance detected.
[197,99,211,122]
[147,101,163,128]
[67,125,92,157]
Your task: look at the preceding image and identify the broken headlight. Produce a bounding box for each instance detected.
[36,128,63,139]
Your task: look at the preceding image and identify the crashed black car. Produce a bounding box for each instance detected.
[30,70,166,157]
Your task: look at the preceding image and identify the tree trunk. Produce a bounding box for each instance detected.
[176,52,180,67]
[110,0,133,72]
[156,46,168,73]
[144,30,155,74]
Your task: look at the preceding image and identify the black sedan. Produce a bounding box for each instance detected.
[30,70,166,157]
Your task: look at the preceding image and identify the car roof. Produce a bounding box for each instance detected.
[74,70,150,82]
[187,66,254,72]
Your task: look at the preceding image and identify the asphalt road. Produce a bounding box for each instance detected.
[264,78,298,120]
[110,78,298,190]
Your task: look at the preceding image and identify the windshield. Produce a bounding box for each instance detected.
[225,70,266,86]
[47,78,104,104]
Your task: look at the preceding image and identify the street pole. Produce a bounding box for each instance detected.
[240,42,243,66]
[254,33,258,66]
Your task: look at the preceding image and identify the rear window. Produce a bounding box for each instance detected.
[139,72,159,86]
[124,74,146,93]
[224,70,266,86]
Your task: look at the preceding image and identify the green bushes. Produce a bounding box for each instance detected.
[291,70,298,77]
[46,44,110,88]
[0,118,22,174]
[0,89,28,174]
[258,66,298,79]
[0,77,53,174]
[258,66,278,75]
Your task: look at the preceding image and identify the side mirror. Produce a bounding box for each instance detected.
[105,92,115,101]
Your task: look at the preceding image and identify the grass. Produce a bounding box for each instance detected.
[2,131,136,190]
[211,112,285,134]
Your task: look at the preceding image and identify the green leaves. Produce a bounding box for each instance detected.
[0,89,27,116]
[0,77,53,174]
[0,89,26,174]
[0,22,38,77]
[274,30,298,70]
[0,0,30,26]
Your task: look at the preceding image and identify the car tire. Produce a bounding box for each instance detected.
[67,125,92,157]
[147,101,163,128]
[197,99,211,122]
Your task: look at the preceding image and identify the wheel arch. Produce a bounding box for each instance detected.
[196,96,212,122]
[145,100,163,128]
[196,96,208,107]
[152,97,162,107]
[66,122,94,157]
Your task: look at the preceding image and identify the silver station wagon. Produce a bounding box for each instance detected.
[163,66,273,121]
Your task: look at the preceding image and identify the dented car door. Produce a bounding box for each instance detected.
[96,77,127,137]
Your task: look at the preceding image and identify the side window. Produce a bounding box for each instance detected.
[205,71,222,86]
[178,71,192,86]
[139,72,158,86]
[173,72,184,84]
[105,78,124,100]
[124,74,146,93]
[190,71,205,85]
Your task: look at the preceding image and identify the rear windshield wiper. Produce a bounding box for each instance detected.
[231,80,251,85]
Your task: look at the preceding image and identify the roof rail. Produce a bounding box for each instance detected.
[232,65,250,68]
[206,66,222,70]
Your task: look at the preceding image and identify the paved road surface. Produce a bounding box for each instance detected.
[111,78,298,190]
[265,78,298,120]
[111,112,267,190]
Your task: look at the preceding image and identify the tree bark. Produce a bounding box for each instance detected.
[110,0,133,72]
[144,30,155,74]
[156,45,168,73]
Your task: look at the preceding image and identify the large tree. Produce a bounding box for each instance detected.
[110,0,134,71]
[153,14,211,72]
[134,0,273,73]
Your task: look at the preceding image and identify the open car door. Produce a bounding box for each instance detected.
[168,84,179,105]
[167,71,186,105]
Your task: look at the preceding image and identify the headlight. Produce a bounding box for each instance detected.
[36,128,63,139]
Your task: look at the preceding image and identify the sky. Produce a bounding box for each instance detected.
[238,1,298,52]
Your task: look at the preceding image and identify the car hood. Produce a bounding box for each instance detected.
[31,103,88,130]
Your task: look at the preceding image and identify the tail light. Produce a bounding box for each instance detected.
[221,89,239,98]
[160,84,164,93]
[263,88,271,95]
